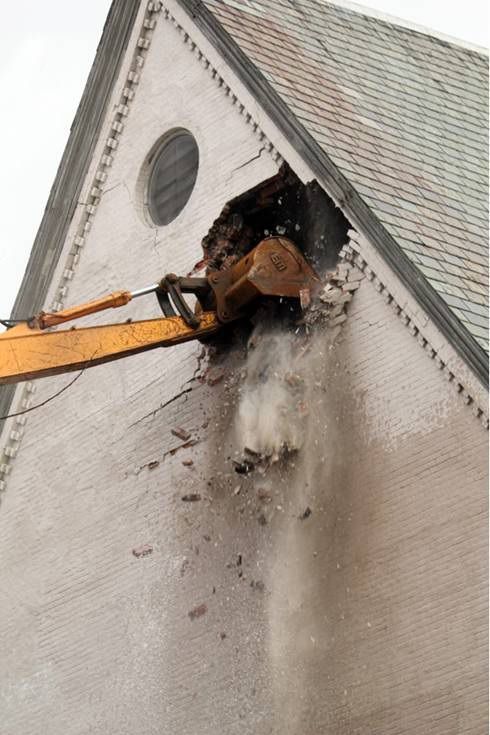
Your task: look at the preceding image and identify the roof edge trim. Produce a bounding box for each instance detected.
[0,0,141,429]
[178,0,488,389]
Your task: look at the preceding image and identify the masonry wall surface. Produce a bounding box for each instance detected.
[0,8,487,735]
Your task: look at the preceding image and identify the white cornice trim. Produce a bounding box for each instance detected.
[0,1,164,496]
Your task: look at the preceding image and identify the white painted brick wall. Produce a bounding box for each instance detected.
[0,8,486,735]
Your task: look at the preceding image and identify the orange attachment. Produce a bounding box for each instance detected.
[29,290,133,330]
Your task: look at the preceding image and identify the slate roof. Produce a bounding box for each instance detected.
[201,0,489,352]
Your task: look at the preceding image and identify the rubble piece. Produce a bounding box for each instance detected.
[257,487,272,503]
[147,460,160,470]
[207,367,225,386]
[250,580,265,592]
[188,603,208,621]
[257,513,268,526]
[284,372,303,388]
[171,427,192,442]
[337,263,350,277]
[321,289,351,307]
[329,313,347,327]
[182,459,194,467]
[329,304,346,318]
[319,284,337,302]
[132,544,153,558]
[342,281,361,292]
[244,446,261,458]
[164,438,200,460]
[220,632,227,640]
[299,288,311,310]
[203,534,211,542]
[233,485,241,496]
[233,459,254,475]
[300,506,312,520]
[237,554,242,567]
[297,401,309,417]
[181,493,201,502]
[347,268,365,282]
[180,558,190,577]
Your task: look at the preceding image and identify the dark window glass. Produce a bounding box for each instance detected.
[148,130,199,226]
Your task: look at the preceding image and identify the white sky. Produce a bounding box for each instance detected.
[0,0,488,322]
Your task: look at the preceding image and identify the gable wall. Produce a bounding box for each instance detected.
[0,3,487,735]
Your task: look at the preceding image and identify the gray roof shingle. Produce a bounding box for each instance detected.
[203,0,489,352]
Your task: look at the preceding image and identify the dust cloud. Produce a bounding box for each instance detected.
[235,319,307,461]
[231,296,348,732]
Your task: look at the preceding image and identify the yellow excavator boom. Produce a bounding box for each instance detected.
[0,313,220,385]
[0,237,320,386]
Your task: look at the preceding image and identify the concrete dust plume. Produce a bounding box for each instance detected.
[235,320,307,461]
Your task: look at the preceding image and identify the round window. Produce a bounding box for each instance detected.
[147,130,199,226]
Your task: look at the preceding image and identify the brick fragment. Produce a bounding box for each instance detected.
[181,493,201,502]
[188,603,207,621]
[171,427,192,441]
[206,367,225,386]
[342,281,361,292]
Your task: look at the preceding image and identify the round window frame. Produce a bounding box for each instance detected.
[144,128,199,227]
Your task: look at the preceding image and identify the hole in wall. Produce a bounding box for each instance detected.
[196,163,353,349]
[200,163,351,275]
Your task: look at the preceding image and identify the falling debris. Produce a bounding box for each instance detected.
[256,487,272,503]
[147,460,160,470]
[132,544,153,558]
[188,603,208,621]
[300,506,312,520]
[250,580,265,592]
[206,367,225,386]
[182,459,194,467]
[181,493,201,502]
[235,325,306,460]
[233,459,254,475]
[299,288,311,310]
[171,427,192,442]
[244,446,261,459]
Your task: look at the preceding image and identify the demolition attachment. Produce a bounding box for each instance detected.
[0,237,320,385]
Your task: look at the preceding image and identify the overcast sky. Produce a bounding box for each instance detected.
[0,0,488,322]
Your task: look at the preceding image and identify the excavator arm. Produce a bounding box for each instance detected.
[0,237,320,386]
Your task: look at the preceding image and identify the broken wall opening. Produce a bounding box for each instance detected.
[200,163,351,275]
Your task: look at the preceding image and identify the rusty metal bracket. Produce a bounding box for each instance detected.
[157,275,211,328]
